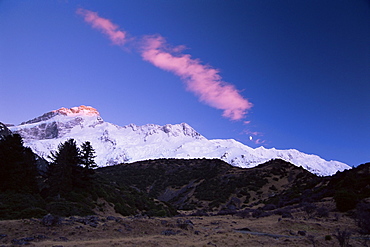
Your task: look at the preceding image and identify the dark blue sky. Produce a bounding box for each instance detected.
[0,0,369,166]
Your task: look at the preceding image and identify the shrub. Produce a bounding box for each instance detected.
[251,209,271,218]
[316,206,330,218]
[356,202,370,234]
[18,208,47,219]
[114,203,135,216]
[334,228,351,247]
[251,209,263,218]
[181,203,197,211]
[67,191,88,203]
[236,209,250,219]
[189,210,209,217]
[269,185,278,191]
[46,201,94,217]
[209,200,221,210]
[146,209,167,217]
[334,190,358,212]
[0,193,46,220]
[217,209,237,216]
[262,204,276,211]
[302,202,317,218]
[307,235,316,247]
[275,208,293,218]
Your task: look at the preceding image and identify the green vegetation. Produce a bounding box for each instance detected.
[0,135,176,219]
[0,132,369,227]
[330,163,370,211]
[0,192,47,220]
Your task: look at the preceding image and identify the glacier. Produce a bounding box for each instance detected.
[9,105,350,176]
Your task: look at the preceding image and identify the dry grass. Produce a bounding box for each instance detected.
[0,210,365,247]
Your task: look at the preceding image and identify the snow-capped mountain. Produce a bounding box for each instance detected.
[9,106,350,176]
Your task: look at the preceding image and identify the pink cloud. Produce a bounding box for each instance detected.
[76,8,127,46]
[140,35,253,120]
[244,130,263,136]
[76,9,253,120]
[254,139,266,145]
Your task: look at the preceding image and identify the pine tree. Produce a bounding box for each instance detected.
[47,139,82,197]
[80,141,97,170]
[46,139,98,197]
[80,141,97,181]
[0,134,38,193]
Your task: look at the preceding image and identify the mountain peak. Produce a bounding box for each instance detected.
[162,123,203,138]
[20,106,100,125]
[54,105,100,117]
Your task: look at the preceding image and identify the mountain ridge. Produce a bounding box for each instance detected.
[9,105,351,176]
[97,158,320,211]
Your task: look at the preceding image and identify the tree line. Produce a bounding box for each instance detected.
[0,133,96,198]
[0,133,177,219]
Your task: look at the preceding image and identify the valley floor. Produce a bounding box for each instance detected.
[0,213,367,247]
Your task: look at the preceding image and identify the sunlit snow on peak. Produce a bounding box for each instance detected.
[54,105,100,117]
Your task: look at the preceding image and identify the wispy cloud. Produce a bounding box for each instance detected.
[254,139,266,144]
[140,35,253,120]
[77,8,253,121]
[76,8,127,46]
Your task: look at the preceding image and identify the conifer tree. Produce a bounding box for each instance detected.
[47,139,82,196]
[47,139,97,197]
[80,141,97,181]
[0,134,38,192]
[80,141,97,170]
